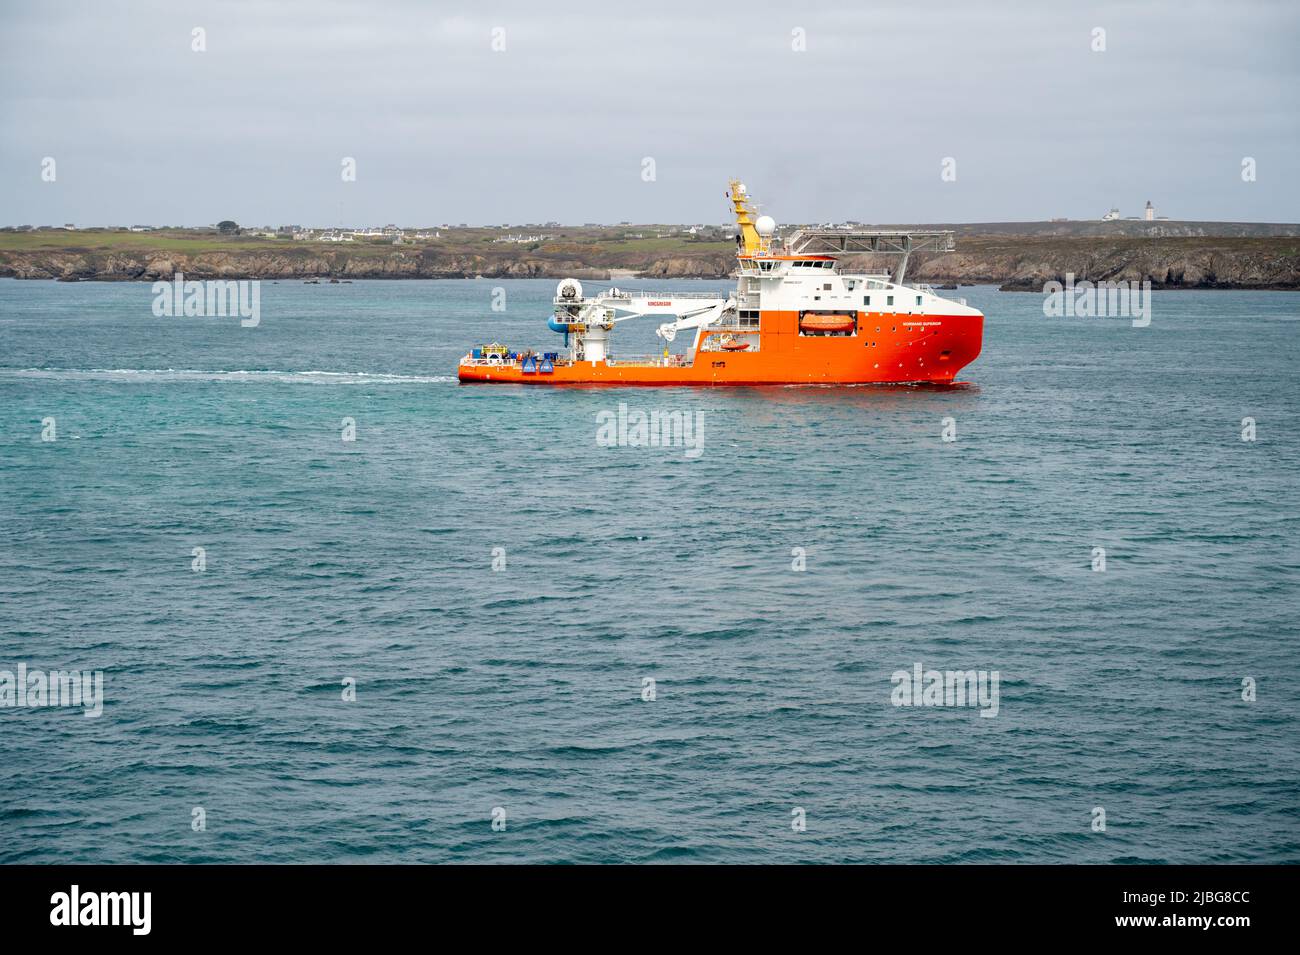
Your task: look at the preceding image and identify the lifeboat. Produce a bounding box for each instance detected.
[798,312,856,334]
[720,337,750,351]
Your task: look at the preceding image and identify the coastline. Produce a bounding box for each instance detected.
[1,229,1297,291]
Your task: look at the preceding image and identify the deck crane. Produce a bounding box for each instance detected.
[548,279,734,362]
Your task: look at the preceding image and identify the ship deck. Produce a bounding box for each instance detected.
[459,354,693,371]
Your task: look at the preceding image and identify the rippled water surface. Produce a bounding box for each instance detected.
[1,278,1297,863]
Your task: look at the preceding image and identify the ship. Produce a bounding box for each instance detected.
[457,180,984,385]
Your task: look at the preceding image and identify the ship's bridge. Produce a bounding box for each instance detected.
[735,254,835,276]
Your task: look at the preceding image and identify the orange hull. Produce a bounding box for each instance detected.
[459,310,983,386]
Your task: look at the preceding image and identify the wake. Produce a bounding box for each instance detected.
[0,368,455,385]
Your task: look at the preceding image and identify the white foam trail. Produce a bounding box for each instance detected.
[0,368,455,385]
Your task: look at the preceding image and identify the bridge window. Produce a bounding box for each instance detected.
[863,296,871,306]
[916,295,923,306]
[887,295,894,307]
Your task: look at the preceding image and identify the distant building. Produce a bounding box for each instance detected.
[1101,208,1120,221]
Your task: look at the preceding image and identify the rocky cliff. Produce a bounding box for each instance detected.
[909,236,1300,290]
[0,249,607,281]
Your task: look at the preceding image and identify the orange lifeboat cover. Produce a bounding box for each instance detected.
[799,313,856,333]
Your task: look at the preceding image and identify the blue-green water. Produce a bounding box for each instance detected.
[1,278,1297,864]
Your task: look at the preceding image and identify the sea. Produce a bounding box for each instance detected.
[1,277,1297,863]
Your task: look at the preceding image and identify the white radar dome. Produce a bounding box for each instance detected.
[556,278,583,300]
[755,215,776,236]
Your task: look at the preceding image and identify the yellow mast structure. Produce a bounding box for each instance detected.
[728,179,766,255]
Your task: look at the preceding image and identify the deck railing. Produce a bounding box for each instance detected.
[586,288,730,302]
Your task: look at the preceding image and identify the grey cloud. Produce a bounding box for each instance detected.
[1,0,1296,226]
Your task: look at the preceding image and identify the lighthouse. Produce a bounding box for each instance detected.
[1145,200,1155,221]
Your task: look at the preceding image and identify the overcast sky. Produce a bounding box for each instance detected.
[2,0,1297,227]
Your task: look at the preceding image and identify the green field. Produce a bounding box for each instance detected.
[0,230,289,254]
[0,227,728,258]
